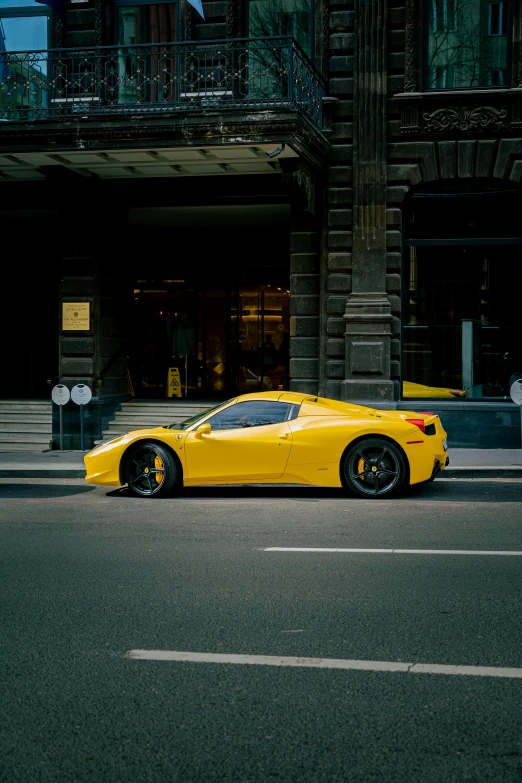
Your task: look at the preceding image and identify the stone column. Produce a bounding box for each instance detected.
[342,0,397,403]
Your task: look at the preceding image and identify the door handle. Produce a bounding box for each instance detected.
[278,433,291,440]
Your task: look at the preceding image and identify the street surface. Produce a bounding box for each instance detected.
[1,477,522,782]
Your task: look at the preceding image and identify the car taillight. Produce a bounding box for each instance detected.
[406,418,426,433]
[449,390,465,397]
[418,412,434,416]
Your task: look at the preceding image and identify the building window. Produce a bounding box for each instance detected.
[248,0,314,59]
[0,0,50,54]
[489,67,506,84]
[430,63,456,88]
[426,0,511,89]
[116,1,177,46]
[431,0,456,32]
[488,2,507,35]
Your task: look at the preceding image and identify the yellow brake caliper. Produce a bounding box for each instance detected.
[154,455,164,485]
[358,457,365,481]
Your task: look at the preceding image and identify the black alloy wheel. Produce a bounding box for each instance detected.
[342,438,407,499]
[125,442,178,498]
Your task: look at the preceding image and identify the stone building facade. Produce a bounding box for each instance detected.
[0,0,521,447]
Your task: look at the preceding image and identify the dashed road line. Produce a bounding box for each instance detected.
[262,547,522,556]
[126,650,522,679]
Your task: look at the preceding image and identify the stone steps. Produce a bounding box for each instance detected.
[94,400,216,446]
[0,400,52,451]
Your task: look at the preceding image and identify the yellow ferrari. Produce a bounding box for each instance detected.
[84,392,449,499]
[403,381,468,399]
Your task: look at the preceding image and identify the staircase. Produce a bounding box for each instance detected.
[94,400,215,446]
[0,400,53,452]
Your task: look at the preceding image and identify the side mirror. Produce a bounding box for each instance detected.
[194,423,211,439]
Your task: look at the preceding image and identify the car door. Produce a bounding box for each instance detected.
[184,400,296,482]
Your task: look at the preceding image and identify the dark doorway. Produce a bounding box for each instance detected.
[403,182,522,399]
[124,204,291,398]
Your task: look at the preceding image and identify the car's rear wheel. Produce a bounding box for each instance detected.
[125,442,178,498]
[342,438,407,499]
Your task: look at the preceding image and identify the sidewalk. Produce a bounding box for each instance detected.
[0,448,520,480]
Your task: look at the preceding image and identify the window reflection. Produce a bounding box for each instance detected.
[116,2,177,105]
[427,0,509,89]
[248,0,314,58]
[207,400,294,430]
[1,14,47,51]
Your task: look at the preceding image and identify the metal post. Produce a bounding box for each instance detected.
[59,405,64,451]
[260,289,265,385]
[80,404,85,451]
[520,404,522,450]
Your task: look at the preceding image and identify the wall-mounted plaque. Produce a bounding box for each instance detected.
[62,302,90,331]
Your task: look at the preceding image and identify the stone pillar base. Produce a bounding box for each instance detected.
[342,292,398,404]
[341,379,398,404]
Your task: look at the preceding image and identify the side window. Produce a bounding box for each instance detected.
[426,0,511,89]
[207,401,295,431]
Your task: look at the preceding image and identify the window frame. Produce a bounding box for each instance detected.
[420,0,514,92]
[488,1,508,35]
[204,400,299,431]
[114,0,179,46]
[0,2,51,53]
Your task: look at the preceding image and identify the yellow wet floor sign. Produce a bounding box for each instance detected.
[167,367,182,398]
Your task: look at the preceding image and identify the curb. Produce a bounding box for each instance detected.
[0,468,521,480]
[0,469,86,479]
[442,468,522,479]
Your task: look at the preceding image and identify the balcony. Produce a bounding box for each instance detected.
[0,36,325,131]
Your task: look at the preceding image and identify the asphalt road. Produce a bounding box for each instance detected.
[1,477,522,782]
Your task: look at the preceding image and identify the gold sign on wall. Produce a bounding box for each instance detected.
[62,302,90,331]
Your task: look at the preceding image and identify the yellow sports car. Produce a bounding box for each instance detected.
[84,392,449,499]
[403,381,468,399]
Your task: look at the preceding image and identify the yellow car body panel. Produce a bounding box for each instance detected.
[403,381,468,399]
[84,392,448,491]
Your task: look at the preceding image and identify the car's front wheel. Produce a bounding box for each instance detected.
[342,438,407,499]
[125,442,179,498]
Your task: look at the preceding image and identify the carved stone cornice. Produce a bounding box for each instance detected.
[397,93,515,135]
[0,113,330,170]
[226,0,235,38]
[422,106,508,133]
[321,0,329,80]
[52,11,63,49]
[95,0,103,46]
[184,2,193,42]
[404,0,417,92]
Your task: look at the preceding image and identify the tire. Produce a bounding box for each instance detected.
[342,438,407,499]
[125,441,179,498]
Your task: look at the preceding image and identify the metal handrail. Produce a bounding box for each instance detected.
[0,36,325,127]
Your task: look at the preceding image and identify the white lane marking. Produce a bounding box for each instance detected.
[263,548,522,556]
[126,650,522,679]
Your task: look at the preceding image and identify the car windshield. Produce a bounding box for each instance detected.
[166,399,237,430]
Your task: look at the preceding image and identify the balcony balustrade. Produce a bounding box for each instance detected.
[0,36,325,130]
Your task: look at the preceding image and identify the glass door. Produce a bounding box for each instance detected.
[236,284,290,393]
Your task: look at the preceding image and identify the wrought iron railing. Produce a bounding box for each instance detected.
[0,36,325,128]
